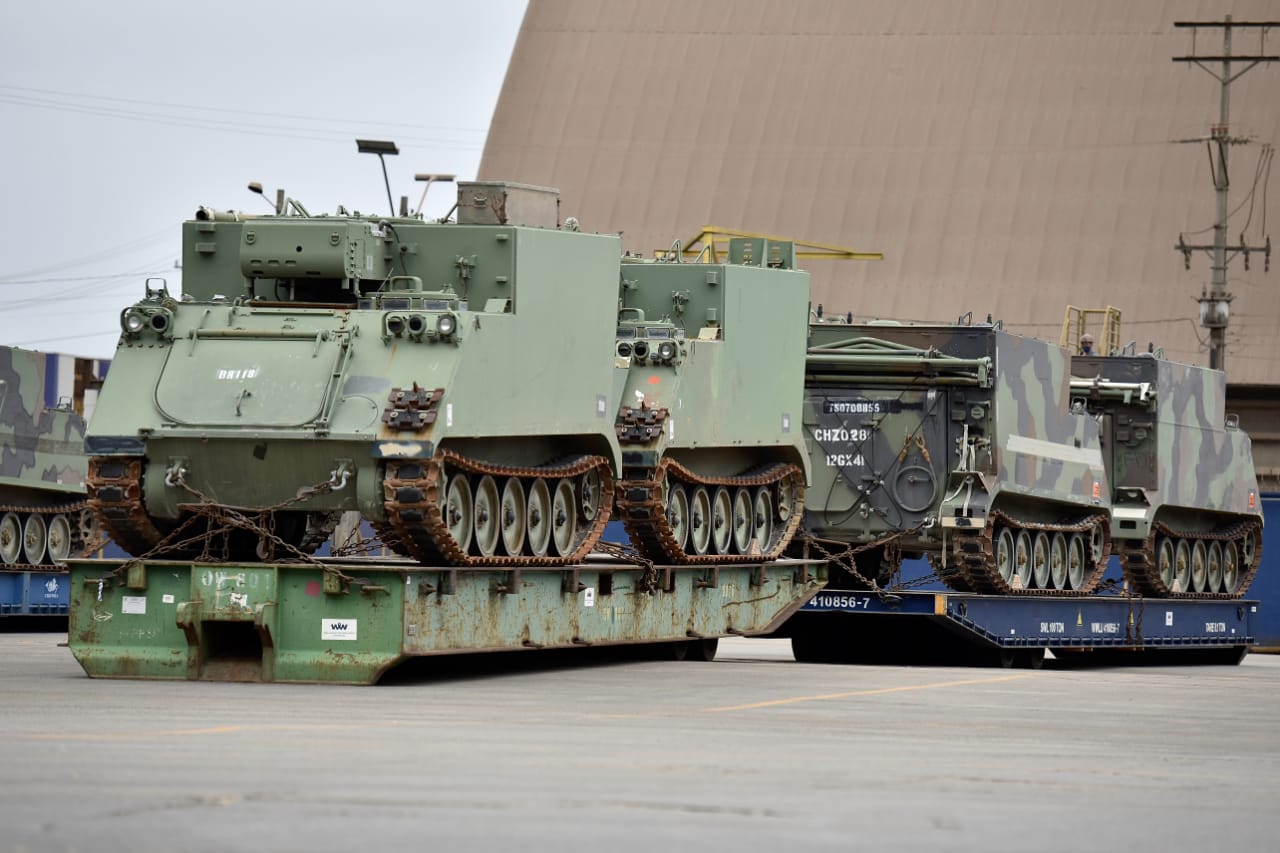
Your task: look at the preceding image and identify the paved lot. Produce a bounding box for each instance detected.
[2,632,1278,853]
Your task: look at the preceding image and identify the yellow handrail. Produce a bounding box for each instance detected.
[656,225,883,262]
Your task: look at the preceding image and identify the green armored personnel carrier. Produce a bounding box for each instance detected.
[801,319,1112,594]
[85,182,813,567]
[0,346,97,567]
[612,237,809,562]
[87,182,622,564]
[1071,353,1263,597]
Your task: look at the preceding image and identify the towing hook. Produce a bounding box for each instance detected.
[327,466,351,492]
[164,464,187,487]
[297,464,352,501]
[310,463,352,495]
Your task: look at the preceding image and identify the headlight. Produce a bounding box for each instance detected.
[122,309,146,334]
[407,314,427,336]
[385,315,406,336]
[657,341,677,361]
[632,341,649,360]
[617,342,633,357]
[436,313,457,337]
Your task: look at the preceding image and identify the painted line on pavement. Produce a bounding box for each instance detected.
[702,673,1033,712]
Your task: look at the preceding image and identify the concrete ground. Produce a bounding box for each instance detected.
[2,633,1278,853]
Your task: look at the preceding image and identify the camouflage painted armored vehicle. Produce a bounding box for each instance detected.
[87,182,623,564]
[612,237,810,562]
[801,318,1112,594]
[0,346,97,566]
[1070,353,1263,597]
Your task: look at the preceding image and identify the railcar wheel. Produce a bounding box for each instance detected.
[731,488,752,554]
[663,641,691,661]
[525,478,552,558]
[0,512,22,565]
[1067,534,1087,589]
[551,478,578,558]
[47,514,73,563]
[473,476,500,558]
[751,488,773,555]
[1173,539,1191,593]
[444,474,474,555]
[791,631,837,664]
[995,527,1016,585]
[1013,529,1033,589]
[710,487,733,555]
[688,486,712,556]
[686,637,718,662]
[500,477,526,556]
[1156,537,1176,588]
[1206,542,1223,594]
[1031,531,1051,589]
[1222,541,1240,594]
[1190,540,1208,593]
[23,514,47,565]
[1049,532,1068,590]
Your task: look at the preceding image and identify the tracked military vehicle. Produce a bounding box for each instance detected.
[0,346,97,567]
[86,181,812,567]
[612,238,809,563]
[800,318,1114,595]
[1071,353,1263,597]
[87,182,622,564]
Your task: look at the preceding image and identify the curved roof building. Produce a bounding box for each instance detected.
[480,0,1280,481]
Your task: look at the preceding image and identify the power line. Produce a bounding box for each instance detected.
[1179,143,1274,237]
[2,291,166,307]
[0,92,489,152]
[4,330,121,348]
[0,85,490,137]
[0,227,172,282]
[0,255,174,308]
[0,270,173,286]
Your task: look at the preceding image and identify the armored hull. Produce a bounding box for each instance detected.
[611,239,810,563]
[88,184,621,564]
[0,346,97,568]
[1071,353,1263,597]
[86,183,812,567]
[801,321,1113,595]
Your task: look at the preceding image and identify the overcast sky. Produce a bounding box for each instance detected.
[0,0,528,359]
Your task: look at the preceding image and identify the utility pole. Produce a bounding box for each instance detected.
[1172,15,1276,373]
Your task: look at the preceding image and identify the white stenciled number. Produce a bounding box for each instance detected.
[812,427,871,443]
[825,453,865,467]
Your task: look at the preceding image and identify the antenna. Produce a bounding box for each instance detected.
[413,173,456,217]
[356,139,400,216]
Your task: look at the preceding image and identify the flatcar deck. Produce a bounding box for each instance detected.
[782,589,1257,667]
